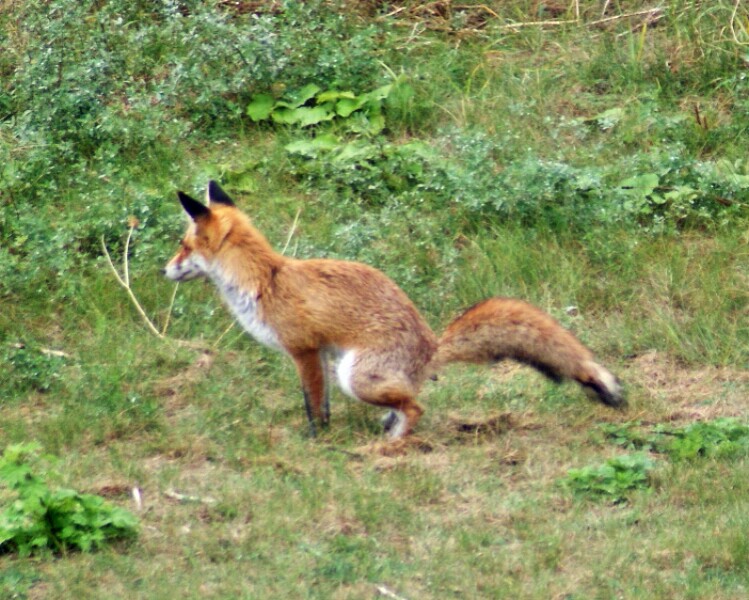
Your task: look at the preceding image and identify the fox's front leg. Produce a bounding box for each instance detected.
[320,352,331,425]
[292,350,329,437]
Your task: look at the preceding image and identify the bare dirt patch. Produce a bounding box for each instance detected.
[624,349,749,422]
[153,351,214,409]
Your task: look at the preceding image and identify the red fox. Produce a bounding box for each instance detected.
[163,181,624,438]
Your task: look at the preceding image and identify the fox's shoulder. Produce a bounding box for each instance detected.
[275,256,423,314]
[282,256,394,283]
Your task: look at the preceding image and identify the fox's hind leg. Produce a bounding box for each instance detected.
[337,349,425,438]
[355,386,423,438]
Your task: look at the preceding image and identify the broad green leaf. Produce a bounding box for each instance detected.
[292,83,322,107]
[365,84,393,102]
[275,83,321,110]
[246,94,275,122]
[284,133,339,157]
[272,105,334,126]
[336,96,368,118]
[316,90,356,104]
[334,140,378,163]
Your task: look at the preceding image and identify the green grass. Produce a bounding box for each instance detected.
[3,0,749,597]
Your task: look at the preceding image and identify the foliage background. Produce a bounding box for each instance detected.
[3,1,749,597]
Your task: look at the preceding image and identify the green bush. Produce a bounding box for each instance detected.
[0,443,138,556]
[0,0,385,200]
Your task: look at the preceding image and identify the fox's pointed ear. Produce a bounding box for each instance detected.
[206,180,235,207]
[178,191,210,221]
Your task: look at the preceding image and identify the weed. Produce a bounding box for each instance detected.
[562,453,655,503]
[601,419,749,461]
[0,443,138,556]
[1,344,66,396]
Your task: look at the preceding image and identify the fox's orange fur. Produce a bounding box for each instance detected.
[163,182,624,438]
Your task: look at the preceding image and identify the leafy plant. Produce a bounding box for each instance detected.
[562,453,655,503]
[1,344,66,395]
[600,419,749,460]
[598,422,658,452]
[0,443,138,556]
[247,83,395,135]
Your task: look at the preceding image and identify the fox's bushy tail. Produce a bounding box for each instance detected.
[431,298,625,408]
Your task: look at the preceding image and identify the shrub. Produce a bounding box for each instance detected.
[0,443,138,557]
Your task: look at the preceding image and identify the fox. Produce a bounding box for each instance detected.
[163,181,625,439]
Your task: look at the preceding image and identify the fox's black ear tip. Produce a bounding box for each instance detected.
[207,180,236,207]
[177,190,210,220]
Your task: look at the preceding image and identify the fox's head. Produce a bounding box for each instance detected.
[162,181,237,282]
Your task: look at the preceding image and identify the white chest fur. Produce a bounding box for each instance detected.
[212,273,282,351]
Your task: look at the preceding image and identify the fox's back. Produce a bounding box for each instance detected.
[266,257,438,357]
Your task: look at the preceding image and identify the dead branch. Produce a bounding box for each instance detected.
[101,227,206,350]
[101,228,167,340]
[499,6,664,31]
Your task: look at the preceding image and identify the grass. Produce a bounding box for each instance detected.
[3,0,749,597]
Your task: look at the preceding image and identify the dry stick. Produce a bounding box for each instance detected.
[376,585,408,600]
[123,223,132,287]
[161,282,179,336]
[281,207,302,255]
[500,17,576,29]
[588,6,664,27]
[499,6,663,30]
[8,342,71,359]
[454,4,500,19]
[102,230,165,340]
[211,321,237,350]
[103,234,203,348]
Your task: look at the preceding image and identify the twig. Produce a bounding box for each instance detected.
[500,17,577,29]
[454,4,500,20]
[39,347,71,359]
[101,231,165,340]
[376,585,408,600]
[123,223,133,287]
[589,6,663,27]
[380,5,406,19]
[102,230,206,350]
[161,282,180,336]
[281,208,302,255]
[499,6,663,30]
[212,321,237,349]
[7,342,71,359]
[164,488,217,505]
